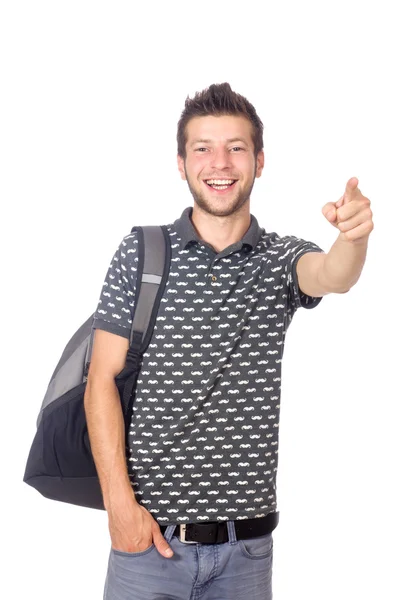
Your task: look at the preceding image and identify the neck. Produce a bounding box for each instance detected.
[190,202,251,253]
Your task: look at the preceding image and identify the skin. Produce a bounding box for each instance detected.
[177,115,265,253]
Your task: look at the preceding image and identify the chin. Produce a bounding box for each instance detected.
[195,195,248,217]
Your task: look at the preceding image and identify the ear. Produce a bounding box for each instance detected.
[255,150,265,178]
[177,154,187,180]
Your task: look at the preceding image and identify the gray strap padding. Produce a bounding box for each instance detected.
[129,226,166,344]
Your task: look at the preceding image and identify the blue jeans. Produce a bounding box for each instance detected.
[104,520,273,599]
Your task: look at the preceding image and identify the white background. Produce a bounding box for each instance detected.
[1,1,396,599]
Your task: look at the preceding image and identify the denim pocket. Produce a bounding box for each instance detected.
[111,543,155,557]
[238,532,273,560]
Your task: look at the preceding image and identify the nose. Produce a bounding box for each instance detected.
[210,147,233,170]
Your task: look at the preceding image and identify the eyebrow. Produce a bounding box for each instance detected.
[190,137,248,146]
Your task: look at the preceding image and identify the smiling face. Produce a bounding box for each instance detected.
[177,114,265,217]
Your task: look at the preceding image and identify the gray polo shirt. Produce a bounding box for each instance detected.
[93,206,325,524]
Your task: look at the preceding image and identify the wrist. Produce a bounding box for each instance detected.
[103,482,137,511]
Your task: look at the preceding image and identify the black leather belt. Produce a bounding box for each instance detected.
[159,511,279,544]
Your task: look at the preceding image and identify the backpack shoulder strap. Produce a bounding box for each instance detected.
[129,225,171,354]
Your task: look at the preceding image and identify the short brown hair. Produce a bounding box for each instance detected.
[177,82,264,160]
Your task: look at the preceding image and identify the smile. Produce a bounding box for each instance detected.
[204,180,238,193]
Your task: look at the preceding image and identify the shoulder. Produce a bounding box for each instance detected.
[255,231,308,255]
[114,229,140,259]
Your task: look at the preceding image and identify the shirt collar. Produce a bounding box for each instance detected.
[172,206,264,252]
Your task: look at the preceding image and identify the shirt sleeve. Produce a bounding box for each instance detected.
[283,235,326,311]
[92,230,139,339]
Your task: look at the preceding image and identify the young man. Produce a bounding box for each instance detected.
[84,83,374,600]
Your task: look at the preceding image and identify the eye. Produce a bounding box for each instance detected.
[195,147,243,152]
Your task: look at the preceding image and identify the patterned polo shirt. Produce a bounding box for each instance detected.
[93,206,325,523]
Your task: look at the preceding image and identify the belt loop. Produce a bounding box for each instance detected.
[163,524,177,542]
[226,520,238,546]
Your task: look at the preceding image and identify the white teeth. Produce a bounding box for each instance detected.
[206,179,235,185]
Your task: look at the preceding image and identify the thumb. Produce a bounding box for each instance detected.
[322,202,338,224]
[152,524,174,558]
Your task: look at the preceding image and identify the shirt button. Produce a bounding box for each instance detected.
[212,276,217,281]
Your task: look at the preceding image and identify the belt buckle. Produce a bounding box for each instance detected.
[179,524,197,544]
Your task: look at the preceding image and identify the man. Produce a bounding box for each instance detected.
[84,83,374,600]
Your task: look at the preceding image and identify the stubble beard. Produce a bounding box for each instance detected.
[184,163,257,218]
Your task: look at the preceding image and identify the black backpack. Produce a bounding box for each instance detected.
[23,225,171,510]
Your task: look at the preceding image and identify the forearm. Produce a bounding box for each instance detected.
[319,233,369,292]
[84,377,136,510]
